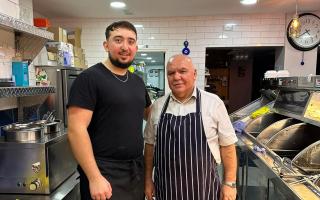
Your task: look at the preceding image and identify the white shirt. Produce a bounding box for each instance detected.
[144,88,238,164]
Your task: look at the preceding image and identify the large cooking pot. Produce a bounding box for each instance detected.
[3,123,43,142]
[244,112,287,137]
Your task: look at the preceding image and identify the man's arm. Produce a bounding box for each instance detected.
[144,105,151,121]
[67,106,112,199]
[144,143,155,200]
[220,143,237,200]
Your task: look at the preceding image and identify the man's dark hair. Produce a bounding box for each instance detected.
[105,21,137,40]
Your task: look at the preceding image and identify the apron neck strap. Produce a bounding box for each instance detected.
[160,88,202,116]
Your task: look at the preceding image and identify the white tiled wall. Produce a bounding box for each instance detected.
[52,14,286,90]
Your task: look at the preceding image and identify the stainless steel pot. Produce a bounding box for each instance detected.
[3,124,43,142]
[31,119,61,134]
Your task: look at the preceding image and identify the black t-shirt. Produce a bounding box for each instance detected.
[68,63,151,160]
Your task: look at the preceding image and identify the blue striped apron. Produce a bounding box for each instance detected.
[154,89,221,200]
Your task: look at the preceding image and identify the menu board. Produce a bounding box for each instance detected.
[304,92,320,122]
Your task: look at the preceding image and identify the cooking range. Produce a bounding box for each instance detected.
[0,120,77,194]
[231,76,320,200]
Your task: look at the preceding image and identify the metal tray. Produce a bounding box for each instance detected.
[292,140,320,174]
[266,123,320,160]
[257,118,301,144]
[244,112,287,137]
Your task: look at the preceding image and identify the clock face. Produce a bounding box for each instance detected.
[287,13,320,51]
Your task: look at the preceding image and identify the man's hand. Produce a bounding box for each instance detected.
[220,184,237,200]
[145,178,155,200]
[89,175,112,200]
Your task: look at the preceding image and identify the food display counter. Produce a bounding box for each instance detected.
[232,76,320,200]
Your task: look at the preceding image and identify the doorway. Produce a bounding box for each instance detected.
[205,47,278,113]
[133,51,166,101]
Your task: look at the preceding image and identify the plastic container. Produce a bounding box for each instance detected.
[277,70,290,77]
[12,61,29,86]
[264,70,277,78]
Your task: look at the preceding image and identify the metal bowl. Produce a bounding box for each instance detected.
[3,125,43,142]
[30,119,62,134]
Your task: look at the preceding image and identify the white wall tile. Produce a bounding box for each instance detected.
[187,32,205,39]
[52,13,289,91]
[143,28,160,34]
[260,31,282,37]
[160,40,179,45]
[168,33,187,39]
[242,31,261,38]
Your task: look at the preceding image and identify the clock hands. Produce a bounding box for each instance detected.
[297,29,311,38]
[305,29,311,35]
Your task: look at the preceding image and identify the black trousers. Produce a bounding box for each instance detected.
[79,156,145,200]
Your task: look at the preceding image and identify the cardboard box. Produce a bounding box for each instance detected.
[67,28,82,47]
[47,27,68,43]
[74,57,81,67]
[47,27,64,42]
[47,52,57,61]
[19,0,33,25]
[73,47,83,57]
[62,29,68,43]
[0,0,20,19]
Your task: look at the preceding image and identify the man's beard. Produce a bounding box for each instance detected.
[108,53,133,69]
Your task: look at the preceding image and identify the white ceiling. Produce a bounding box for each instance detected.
[33,0,320,19]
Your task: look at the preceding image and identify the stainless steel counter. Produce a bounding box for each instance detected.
[0,172,80,200]
[231,77,320,200]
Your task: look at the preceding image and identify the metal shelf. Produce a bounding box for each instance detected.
[35,65,84,71]
[0,13,53,61]
[0,13,53,40]
[0,86,55,98]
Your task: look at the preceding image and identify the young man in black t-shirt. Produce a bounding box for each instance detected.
[67,21,151,200]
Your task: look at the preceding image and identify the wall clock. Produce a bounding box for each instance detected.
[287,13,320,51]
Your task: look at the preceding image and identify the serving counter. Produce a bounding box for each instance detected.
[232,76,320,200]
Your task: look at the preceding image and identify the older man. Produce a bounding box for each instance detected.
[144,54,237,200]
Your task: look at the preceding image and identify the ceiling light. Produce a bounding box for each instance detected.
[240,0,257,5]
[110,1,126,8]
[146,57,152,60]
[134,24,143,28]
[219,34,228,39]
[148,36,155,40]
[151,60,156,63]
[141,53,147,56]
